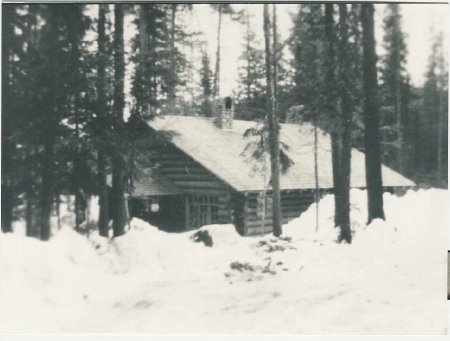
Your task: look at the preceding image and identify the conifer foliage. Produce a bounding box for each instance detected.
[1,4,447,240]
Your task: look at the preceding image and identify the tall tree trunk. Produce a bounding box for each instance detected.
[168,4,177,112]
[25,189,34,237]
[213,5,222,98]
[40,119,57,241]
[337,4,352,243]
[436,88,444,182]
[98,151,109,236]
[1,185,14,233]
[246,8,251,101]
[263,4,282,237]
[313,123,320,233]
[138,4,151,116]
[40,8,61,241]
[395,44,403,174]
[324,4,342,230]
[1,6,14,233]
[74,100,82,231]
[112,4,127,238]
[97,4,110,237]
[361,4,385,223]
[272,4,278,116]
[56,194,61,230]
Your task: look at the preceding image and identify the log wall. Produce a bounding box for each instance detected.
[149,143,233,228]
[243,190,317,236]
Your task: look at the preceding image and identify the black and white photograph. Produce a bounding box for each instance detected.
[0,1,448,335]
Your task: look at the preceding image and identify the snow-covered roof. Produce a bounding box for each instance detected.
[146,115,415,192]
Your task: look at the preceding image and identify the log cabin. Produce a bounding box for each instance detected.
[127,98,414,236]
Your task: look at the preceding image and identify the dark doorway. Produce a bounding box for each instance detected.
[129,195,186,232]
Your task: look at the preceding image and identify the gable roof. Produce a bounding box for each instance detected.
[146,115,415,192]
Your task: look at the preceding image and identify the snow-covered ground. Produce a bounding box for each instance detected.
[0,189,447,334]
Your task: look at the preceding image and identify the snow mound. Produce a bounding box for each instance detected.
[0,188,447,334]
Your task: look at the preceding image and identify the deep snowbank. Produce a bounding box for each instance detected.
[0,188,447,334]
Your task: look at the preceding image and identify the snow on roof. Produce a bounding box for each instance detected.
[146,115,415,192]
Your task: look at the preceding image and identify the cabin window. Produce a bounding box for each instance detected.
[187,195,220,227]
[256,192,273,219]
[150,201,160,212]
[144,198,160,212]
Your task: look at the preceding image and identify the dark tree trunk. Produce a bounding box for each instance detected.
[55,194,61,230]
[168,4,177,112]
[25,189,34,237]
[74,151,83,231]
[40,126,57,241]
[361,4,385,223]
[263,4,282,237]
[437,88,444,181]
[1,6,14,233]
[40,8,61,241]
[112,4,127,238]
[272,4,278,116]
[213,5,222,98]
[324,4,343,230]
[313,123,320,232]
[97,4,110,237]
[1,185,14,233]
[138,4,151,116]
[337,4,352,243]
[98,152,109,237]
[245,9,251,100]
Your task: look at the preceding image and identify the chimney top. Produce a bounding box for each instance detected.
[213,97,234,129]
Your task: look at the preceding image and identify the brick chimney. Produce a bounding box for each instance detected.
[213,96,234,129]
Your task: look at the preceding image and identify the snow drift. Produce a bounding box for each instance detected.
[0,188,447,334]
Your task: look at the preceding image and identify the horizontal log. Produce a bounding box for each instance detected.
[247,197,314,205]
[247,225,273,235]
[155,159,199,167]
[173,180,227,189]
[280,204,313,210]
[183,189,230,195]
[244,203,310,213]
[160,168,210,176]
[168,174,218,182]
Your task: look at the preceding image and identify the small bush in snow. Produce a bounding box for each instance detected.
[191,230,213,247]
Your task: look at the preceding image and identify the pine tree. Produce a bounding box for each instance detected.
[111,4,127,237]
[380,4,409,174]
[1,5,18,233]
[361,4,385,223]
[210,4,243,98]
[131,4,169,116]
[163,4,192,114]
[236,7,265,121]
[63,5,91,230]
[131,4,191,117]
[290,4,324,117]
[263,4,282,237]
[38,6,67,240]
[323,4,340,230]
[17,5,46,237]
[96,4,111,237]
[336,3,352,243]
[421,32,448,185]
